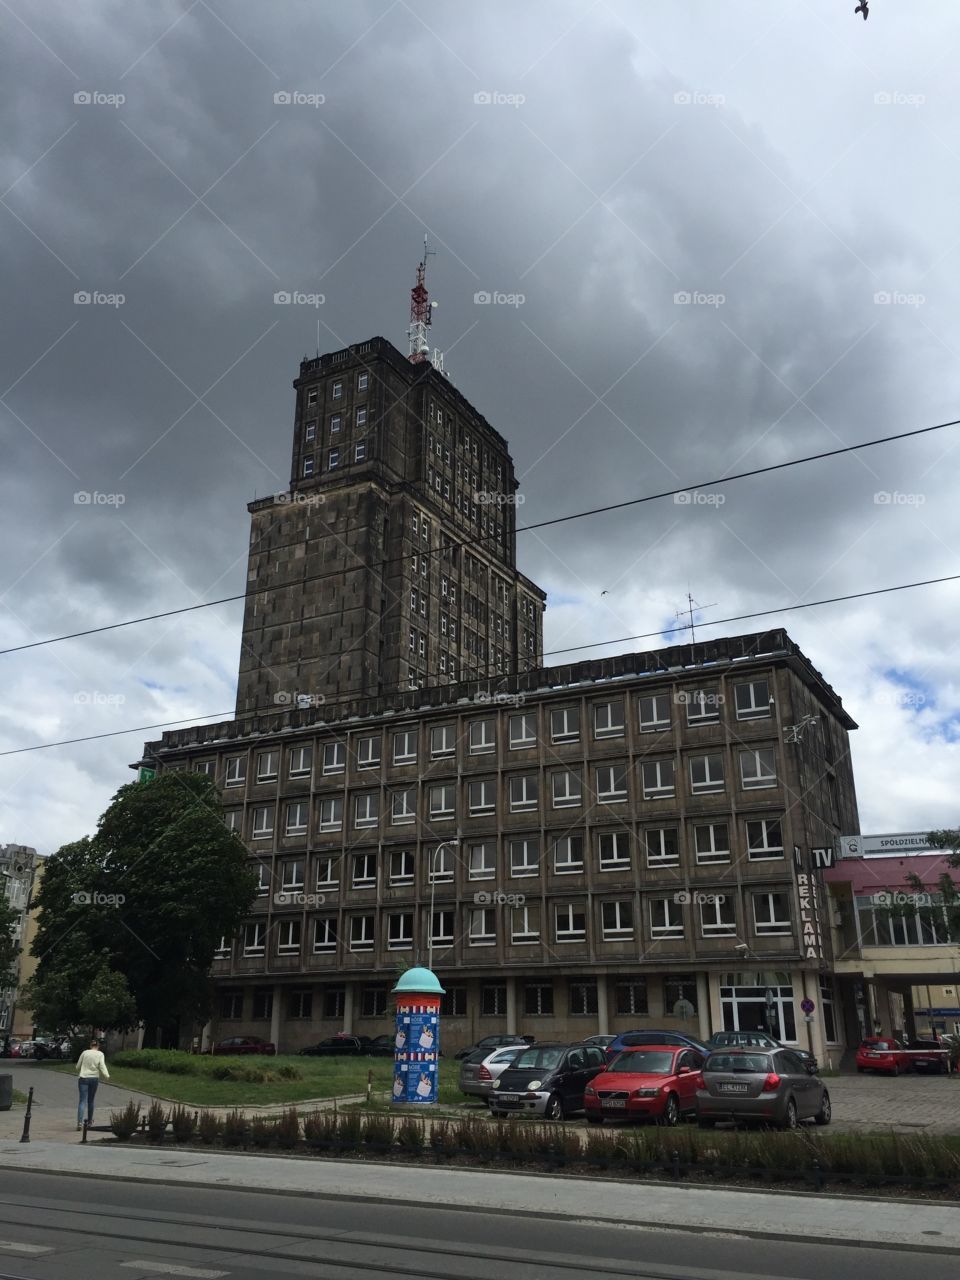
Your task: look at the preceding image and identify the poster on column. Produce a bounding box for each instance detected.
[393,1001,440,1103]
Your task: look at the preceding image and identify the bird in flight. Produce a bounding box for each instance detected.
[854,1,869,19]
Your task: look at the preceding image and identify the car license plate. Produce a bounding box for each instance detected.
[719,1082,749,1093]
[498,1093,518,1102]
[602,1099,626,1109]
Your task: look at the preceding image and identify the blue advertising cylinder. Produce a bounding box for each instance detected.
[391,967,444,1105]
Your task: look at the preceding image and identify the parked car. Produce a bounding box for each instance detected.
[707,1030,818,1075]
[581,1034,617,1049]
[855,1036,909,1075]
[31,1037,70,1061]
[489,1043,607,1120]
[299,1035,373,1057]
[584,1045,705,1126]
[459,1044,524,1102]
[604,1030,710,1062]
[696,1047,830,1130]
[905,1038,953,1074]
[453,1034,534,1061]
[212,1036,276,1056]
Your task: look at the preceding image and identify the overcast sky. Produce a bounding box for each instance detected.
[2,0,958,855]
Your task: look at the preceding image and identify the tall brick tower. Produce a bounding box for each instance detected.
[234,330,545,718]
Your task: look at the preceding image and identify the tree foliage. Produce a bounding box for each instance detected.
[0,892,21,993]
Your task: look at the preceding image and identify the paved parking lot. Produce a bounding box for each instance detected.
[824,1071,960,1134]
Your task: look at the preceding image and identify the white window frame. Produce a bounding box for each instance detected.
[256,864,270,897]
[595,763,628,803]
[391,788,416,825]
[389,849,415,886]
[601,899,634,940]
[468,779,496,816]
[318,797,342,831]
[352,853,377,889]
[289,745,312,777]
[512,905,539,944]
[252,806,274,839]
[686,688,721,726]
[314,918,337,954]
[469,719,496,754]
[285,802,308,836]
[645,827,679,867]
[593,699,625,739]
[281,859,304,892]
[509,713,536,748]
[554,903,587,943]
[429,784,455,820]
[553,835,584,874]
[509,838,539,878]
[694,822,730,864]
[509,774,538,812]
[550,706,580,743]
[315,855,339,889]
[431,724,455,758]
[243,922,266,955]
[428,845,455,883]
[277,919,301,955]
[650,897,684,939]
[641,758,675,799]
[551,769,582,809]
[356,735,381,770]
[753,892,792,937]
[469,907,496,946]
[225,756,246,787]
[740,748,777,790]
[735,679,772,720]
[322,742,345,774]
[699,896,736,937]
[746,818,784,860]
[689,753,725,795]
[387,912,414,951]
[332,381,342,400]
[468,842,495,880]
[393,730,417,765]
[598,830,631,871]
[349,915,375,951]
[431,909,455,944]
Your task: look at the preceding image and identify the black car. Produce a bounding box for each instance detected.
[454,1034,534,1061]
[489,1043,607,1120]
[367,1035,396,1057]
[605,1030,710,1062]
[707,1031,819,1075]
[299,1035,373,1057]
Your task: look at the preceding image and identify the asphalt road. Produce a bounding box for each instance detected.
[0,1168,955,1280]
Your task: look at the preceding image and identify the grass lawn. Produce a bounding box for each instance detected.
[45,1056,464,1109]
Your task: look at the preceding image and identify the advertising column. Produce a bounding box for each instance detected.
[391,966,444,1105]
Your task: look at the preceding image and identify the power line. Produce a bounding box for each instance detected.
[2,413,958,659]
[3,567,958,759]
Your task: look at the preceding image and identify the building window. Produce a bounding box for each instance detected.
[469,719,496,754]
[509,713,536,748]
[304,421,316,442]
[430,724,455,757]
[289,990,313,1020]
[645,827,679,867]
[356,735,381,769]
[328,449,340,469]
[354,793,379,829]
[481,984,507,1016]
[390,849,415,885]
[686,688,722,726]
[324,987,345,1019]
[601,900,634,940]
[220,990,243,1019]
[332,381,342,400]
[820,977,839,1043]
[598,831,631,871]
[550,706,580,743]
[330,414,341,433]
[595,763,628,803]
[355,441,366,462]
[642,691,670,732]
[252,806,274,839]
[390,788,416,825]
[553,834,584,874]
[695,822,730,864]
[664,975,698,1016]
[615,979,648,1016]
[306,388,318,406]
[551,769,582,808]
[243,922,265,955]
[569,980,598,1015]
[387,913,414,951]
[441,986,467,1017]
[509,774,538,812]
[429,784,455,820]
[193,759,216,777]
[431,909,455,945]
[360,987,387,1017]
[393,730,417,765]
[740,748,777,790]
[349,915,375,951]
[289,745,312,777]
[352,853,377,889]
[593,699,625,739]
[322,742,345,774]
[214,935,231,958]
[468,842,495,880]
[509,838,539,877]
[746,818,783,860]
[753,892,792,937]
[699,895,736,937]
[252,989,273,1020]
[650,897,684,938]
[285,802,308,836]
[224,809,242,833]
[555,903,587,943]
[641,759,675,799]
[280,859,304,893]
[302,456,315,477]
[318,797,343,831]
[225,757,246,787]
[689,753,725,795]
[469,907,496,945]
[524,982,553,1015]
[314,918,337,954]
[256,750,279,782]
[512,904,539,944]
[316,855,339,889]
[428,845,455,883]
[355,406,367,428]
[277,919,302,955]
[735,679,771,720]
[255,864,270,897]
[357,371,369,391]
[468,779,496,816]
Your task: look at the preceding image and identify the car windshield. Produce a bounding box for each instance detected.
[622,1033,678,1047]
[706,1053,772,1073]
[608,1050,675,1074]
[509,1047,564,1072]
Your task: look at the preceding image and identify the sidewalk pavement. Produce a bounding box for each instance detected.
[1,1138,959,1256]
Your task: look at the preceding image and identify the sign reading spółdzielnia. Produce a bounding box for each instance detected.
[839,832,935,858]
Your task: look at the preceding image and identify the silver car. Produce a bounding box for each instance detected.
[459,1044,524,1102]
[696,1048,831,1130]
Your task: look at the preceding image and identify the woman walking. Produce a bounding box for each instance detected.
[76,1038,110,1130]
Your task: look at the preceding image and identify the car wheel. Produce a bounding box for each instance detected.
[544,1094,564,1122]
[660,1094,680,1127]
[783,1098,799,1130]
[814,1090,831,1126]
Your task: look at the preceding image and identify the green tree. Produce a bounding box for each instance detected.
[897,828,960,942]
[23,934,135,1037]
[0,892,21,994]
[30,774,257,1045]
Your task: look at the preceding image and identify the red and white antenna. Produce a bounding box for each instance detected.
[407,235,443,372]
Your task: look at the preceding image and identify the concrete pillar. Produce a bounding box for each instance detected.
[343,982,355,1034]
[903,988,917,1042]
[596,975,609,1036]
[798,971,826,1067]
[269,986,281,1051]
[707,971,724,1033]
[506,975,518,1035]
[871,982,893,1036]
[696,972,710,1041]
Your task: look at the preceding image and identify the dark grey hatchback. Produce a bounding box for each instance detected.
[696,1047,831,1130]
[489,1043,608,1120]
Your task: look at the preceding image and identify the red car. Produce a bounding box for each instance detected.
[212,1036,276,1056]
[583,1044,705,1125]
[856,1036,908,1075]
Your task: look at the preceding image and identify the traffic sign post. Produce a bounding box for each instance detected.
[800,997,815,1015]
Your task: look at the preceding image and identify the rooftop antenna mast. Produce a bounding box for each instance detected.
[407,234,444,374]
[674,591,717,643]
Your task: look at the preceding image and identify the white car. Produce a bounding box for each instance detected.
[459,1045,524,1102]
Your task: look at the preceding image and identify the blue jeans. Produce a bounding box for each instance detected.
[77,1078,99,1125]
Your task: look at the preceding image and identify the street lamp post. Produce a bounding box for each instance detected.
[426,840,459,971]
